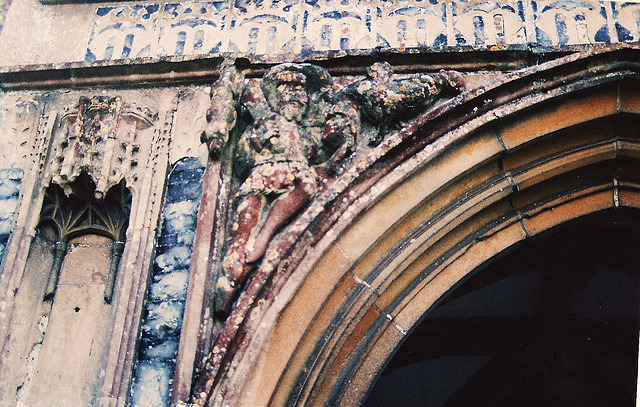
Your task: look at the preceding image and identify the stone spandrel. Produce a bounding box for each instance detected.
[206,61,465,315]
[84,1,640,62]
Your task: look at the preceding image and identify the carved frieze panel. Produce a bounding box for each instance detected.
[86,1,639,62]
[453,1,526,46]
[617,3,640,43]
[86,3,229,62]
[535,0,608,45]
[47,96,157,198]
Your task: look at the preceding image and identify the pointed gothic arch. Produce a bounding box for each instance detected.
[194,48,640,406]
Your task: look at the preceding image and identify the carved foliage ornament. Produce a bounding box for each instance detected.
[51,96,157,199]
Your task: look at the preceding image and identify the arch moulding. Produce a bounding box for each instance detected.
[193,46,640,407]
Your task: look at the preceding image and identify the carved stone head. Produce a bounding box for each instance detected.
[274,70,308,122]
[261,63,333,123]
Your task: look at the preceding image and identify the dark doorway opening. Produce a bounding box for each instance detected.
[365,208,640,407]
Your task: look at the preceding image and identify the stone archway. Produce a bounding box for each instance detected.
[194,48,640,407]
[364,207,640,407]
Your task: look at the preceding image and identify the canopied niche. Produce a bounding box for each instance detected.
[0,89,165,406]
[0,173,132,406]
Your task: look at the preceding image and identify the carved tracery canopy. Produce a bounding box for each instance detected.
[50,95,156,198]
[39,173,131,242]
[38,173,131,303]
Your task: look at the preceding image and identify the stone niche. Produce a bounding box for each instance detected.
[0,174,131,407]
[0,88,183,407]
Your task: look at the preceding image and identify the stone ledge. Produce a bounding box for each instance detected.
[0,44,589,90]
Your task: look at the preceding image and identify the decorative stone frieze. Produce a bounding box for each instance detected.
[86,1,640,63]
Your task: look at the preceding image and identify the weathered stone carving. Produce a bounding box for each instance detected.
[51,96,157,198]
[215,64,341,309]
[37,95,154,302]
[339,61,465,145]
[201,60,245,159]
[214,61,463,311]
[322,97,360,173]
